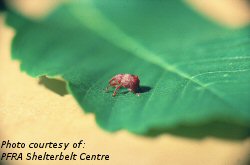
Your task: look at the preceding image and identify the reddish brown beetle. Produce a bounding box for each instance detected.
[105,74,140,97]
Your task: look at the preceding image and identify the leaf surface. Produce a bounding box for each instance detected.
[6,0,250,135]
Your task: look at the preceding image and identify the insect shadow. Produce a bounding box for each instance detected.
[105,86,152,95]
[120,86,152,95]
[38,76,68,96]
[138,86,152,93]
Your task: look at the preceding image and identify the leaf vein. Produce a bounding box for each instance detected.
[69,1,238,110]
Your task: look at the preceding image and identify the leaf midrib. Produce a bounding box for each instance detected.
[68,1,236,110]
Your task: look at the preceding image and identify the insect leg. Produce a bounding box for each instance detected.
[105,85,111,92]
[112,85,122,97]
[128,89,140,96]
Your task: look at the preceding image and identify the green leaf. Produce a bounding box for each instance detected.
[6,0,250,136]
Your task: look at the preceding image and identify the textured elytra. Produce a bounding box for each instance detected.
[106,74,140,96]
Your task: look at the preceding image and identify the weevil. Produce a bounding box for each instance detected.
[105,74,140,97]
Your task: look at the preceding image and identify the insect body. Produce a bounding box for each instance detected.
[105,74,140,97]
